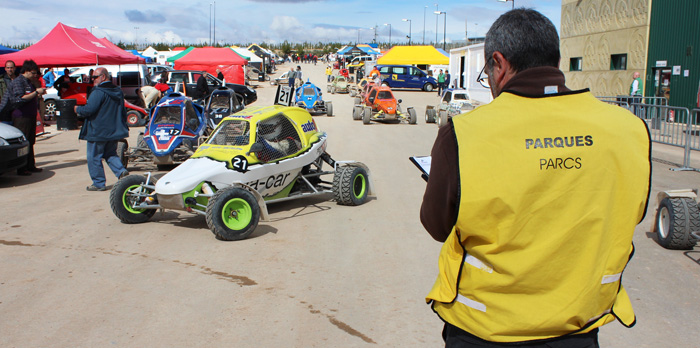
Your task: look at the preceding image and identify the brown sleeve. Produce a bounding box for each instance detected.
[420,121,459,242]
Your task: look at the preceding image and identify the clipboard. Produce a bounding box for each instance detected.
[409,156,431,182]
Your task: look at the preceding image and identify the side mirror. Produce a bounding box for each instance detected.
[398,99,403,104]
[247,142,264,157]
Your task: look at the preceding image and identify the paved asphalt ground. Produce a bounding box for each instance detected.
[1,62,699,347]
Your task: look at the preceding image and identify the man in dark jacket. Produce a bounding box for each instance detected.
[6,60,46,175]
[75,67,129,191]
[195,72,208,100]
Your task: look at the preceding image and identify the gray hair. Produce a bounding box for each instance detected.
[484,9,560,72]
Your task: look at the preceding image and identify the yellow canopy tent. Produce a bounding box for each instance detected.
[376,45,449,65]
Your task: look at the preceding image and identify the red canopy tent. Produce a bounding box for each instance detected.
[0,22,145,67]
[172,47,247,85]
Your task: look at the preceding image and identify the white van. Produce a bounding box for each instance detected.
[70,64,151,102]
[347,55,376,69]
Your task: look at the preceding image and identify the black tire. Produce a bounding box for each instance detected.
[352,106,361,120]
[326,101,334,116]
[354,97,362,105]
[327,85,331,93]
[45,100,57,120]
[331,86,336,94]
[425,109,436,123]
[110,175,157,224]
[333,166,369,206]
[423,83,435,92]
[206,186,260,241]
[363,106,372,124]
[117,140,128,169]
[438,110,448,127]
[350,89,356,97]
[408,108,417,124]
[126,110,144,127]
[655,197,700,250]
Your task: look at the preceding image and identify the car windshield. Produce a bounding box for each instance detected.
[153,106,182,124]
[454,93,468,100]
[377,91,393,100]
[209,119,250,146]
[209,94,230,109]
[302,87,316,96]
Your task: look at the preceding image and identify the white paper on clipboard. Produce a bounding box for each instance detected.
[409,156,432,176]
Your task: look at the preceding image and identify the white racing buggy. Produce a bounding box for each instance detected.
[109,103,374,241]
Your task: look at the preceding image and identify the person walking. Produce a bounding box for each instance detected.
[445,69,452,92]
[325,65,333,83]
[437,69,446,96]
[629,71,643,114]
[421,9,651,347]
[295,66,303,88]
[74,67,129,191]
[42,67,56,88]
[287,67,296,88]
[6,60,45,175]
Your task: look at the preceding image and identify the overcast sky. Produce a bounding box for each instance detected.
[0,0,561,47]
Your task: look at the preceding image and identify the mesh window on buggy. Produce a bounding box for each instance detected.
[209,94,230,110]
[368,89,377,104]
[254,113,302,162]
[210,120,250,146]
[184,100,200,130]
[377,91,393,100]
[443,92,452,103]
[154,106,182,124]
[454,93,468,100]
[303,87,316,96]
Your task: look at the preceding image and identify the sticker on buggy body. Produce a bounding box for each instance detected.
[230,155,249,172]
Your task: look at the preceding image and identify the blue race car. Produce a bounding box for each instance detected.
[294,80,333,116]
[120,91,208,170]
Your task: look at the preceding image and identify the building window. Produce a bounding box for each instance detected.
[570,57,582,71]
[610,54,627,70]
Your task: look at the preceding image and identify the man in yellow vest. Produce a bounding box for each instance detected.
[420,9,651,347]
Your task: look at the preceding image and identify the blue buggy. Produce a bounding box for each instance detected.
[294,80,333,116]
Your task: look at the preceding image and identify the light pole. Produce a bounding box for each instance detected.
[357,28,362,44]
[209,3,212,45]
[434,3,439,45]
[384,23,392,47]
[402,19,412,45]
[434,11,446,50]
[497,0,515,9]
[213,0,216,46]
[134,26,139,49]
[423,6,427,44]
[370,27,377,44]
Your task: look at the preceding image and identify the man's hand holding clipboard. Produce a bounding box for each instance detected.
[409,156,431,182]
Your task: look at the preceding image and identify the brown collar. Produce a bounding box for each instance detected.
[501,67,572,97]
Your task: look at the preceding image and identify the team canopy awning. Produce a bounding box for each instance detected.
[231,47,262,63]
[377,45,450,65]
[0,45,18,55]
[166,46,195,63]
[172,47,248,85]
[0,22,145,67]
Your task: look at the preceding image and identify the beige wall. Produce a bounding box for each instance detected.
[560,0,650,96]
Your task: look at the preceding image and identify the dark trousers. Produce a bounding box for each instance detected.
[443,322,599,348]
[12,117,36,171]
[288,78,295,88]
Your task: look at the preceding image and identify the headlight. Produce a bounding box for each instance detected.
[0,138,9,146]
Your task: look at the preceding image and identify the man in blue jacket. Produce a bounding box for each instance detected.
[75,67,129,191]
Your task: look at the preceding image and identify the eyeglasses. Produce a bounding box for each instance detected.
[91,75,102,80]
[477,65,490,89]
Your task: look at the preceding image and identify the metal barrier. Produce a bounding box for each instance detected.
[597,97,699,172]
[598,96,668,107]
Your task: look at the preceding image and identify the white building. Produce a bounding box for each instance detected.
[449,43,493,105]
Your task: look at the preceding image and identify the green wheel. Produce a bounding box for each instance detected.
[206,186,260,241]
[333,166,369,206]
[110,175,157,223]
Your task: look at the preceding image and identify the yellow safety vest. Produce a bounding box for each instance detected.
[426,90,651,343]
